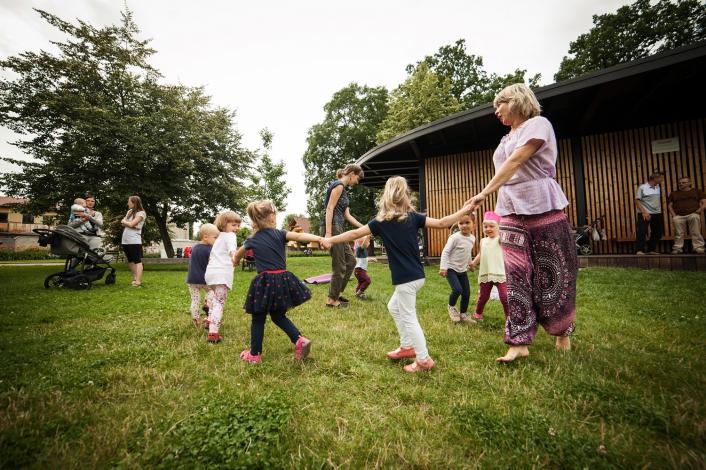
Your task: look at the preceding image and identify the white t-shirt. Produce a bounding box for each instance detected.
[440,231,476,273]
[204,232,238,289]
[121,210,146,244]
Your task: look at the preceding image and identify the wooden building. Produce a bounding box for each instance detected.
[356,42,706,259]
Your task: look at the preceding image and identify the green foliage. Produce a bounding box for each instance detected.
[376,63,462,144]
[406,39,541,110]
[0,248,53,261]
[303,83,387,228]
[160,393,292,469]
[0,8,256,258]
[236,226,251,246]
[555,0,706,81]
[250,129,290,211]
[281,213,305,230]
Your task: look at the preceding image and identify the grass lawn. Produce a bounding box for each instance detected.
[1,258,705,468]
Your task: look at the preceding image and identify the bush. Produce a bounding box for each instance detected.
[0,249,54,261]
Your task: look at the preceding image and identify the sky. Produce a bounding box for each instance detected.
[0,0,633,218]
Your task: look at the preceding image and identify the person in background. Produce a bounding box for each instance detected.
[667,176,705,254]
[121,195,146,286]
[353,235,376,300]
[635,172,664,255]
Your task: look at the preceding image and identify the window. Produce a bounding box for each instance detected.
[22,213,34,224]
[0,212,8,223]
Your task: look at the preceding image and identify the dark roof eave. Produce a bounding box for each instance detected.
[356,40,706,166]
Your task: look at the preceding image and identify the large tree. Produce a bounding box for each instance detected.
[0,9,256,257]
[555,0,706,81]
[375,63,462,144]
[303,83,388,229]
[406,39,541,110]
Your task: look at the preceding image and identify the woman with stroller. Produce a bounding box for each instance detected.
[68,191,104,252]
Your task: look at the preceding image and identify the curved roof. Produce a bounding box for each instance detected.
[356,41,706,188]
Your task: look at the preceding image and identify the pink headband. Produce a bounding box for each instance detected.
[484,211,501,224]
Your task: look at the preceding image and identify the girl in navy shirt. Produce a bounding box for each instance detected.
[234,200,327,364]
[325,177,473,373]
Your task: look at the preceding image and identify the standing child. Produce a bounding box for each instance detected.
[470,211,509,321]
[235,200,325,363]
[353,235,376,299]
[204,211,241,344]
[185,223,219,328]
[439,214,476,323]
[325,176,472,373]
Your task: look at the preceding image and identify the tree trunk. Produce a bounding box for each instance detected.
[153,209,174,258]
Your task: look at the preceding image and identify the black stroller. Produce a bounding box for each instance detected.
[574,216,606,255]
[33,225,116,289]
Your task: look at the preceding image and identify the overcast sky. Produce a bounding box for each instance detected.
[0,0,632,217]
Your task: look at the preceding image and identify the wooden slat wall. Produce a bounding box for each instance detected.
[582,118,706,254]
[424,140,576,257]
[424,118,706,256]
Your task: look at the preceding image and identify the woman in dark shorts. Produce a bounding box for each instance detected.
[121,195,147,286]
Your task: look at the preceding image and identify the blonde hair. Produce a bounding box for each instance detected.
[214,210,241,232]
[198,223,219,239]
[493,83,541,119]
[74,197,86,206]
[376,176,415,222]
[336,163,364,179]
[246,200,277,232]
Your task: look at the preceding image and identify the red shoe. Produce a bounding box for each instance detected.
[294,336,312,360]
[386,347,416,360]
[240,350,262,364]
[403,357,435,373]
[207,333,222,344]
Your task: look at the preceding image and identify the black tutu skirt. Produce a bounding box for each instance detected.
[244,270,312,314]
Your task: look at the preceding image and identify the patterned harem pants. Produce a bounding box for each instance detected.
[500,210,577,346]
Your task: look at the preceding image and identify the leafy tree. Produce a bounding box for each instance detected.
[250,128,290,211]
[375,63,462,144]
[555,0,706,81]
[236,226,251,247]
[303,83,388,229]
[0,9,254,257]
[406,39,541,110]
[282,213,306,230]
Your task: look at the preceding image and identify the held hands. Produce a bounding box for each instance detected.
[319,237,332,250]
[439,269,447,277]
[464,193,486,213]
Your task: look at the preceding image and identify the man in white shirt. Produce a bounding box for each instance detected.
[635,172,664,255]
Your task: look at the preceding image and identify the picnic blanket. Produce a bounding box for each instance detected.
[303,273,332,284]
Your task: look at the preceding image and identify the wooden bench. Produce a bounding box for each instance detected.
[105,249,124,262]
[613,235,691,243]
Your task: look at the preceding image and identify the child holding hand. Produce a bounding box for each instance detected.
[235,200,325,364]
[353,235,376,299]
[203,211,241,344]
[439,213,476,323]
[325,176,473,373]
[470,211,509,321]
[185,223,219,328]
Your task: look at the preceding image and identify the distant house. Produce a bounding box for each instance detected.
[287,216,319,249]
[0,197,54,251]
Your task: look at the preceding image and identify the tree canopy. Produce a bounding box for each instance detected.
[555,0,706,81]
[302,83,388,228]
[0,9,286,256]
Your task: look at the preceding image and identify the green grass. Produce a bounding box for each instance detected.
[0,258,705,468]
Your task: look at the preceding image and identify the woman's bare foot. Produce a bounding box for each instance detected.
[496,346,529,363]
[556,336,571,352]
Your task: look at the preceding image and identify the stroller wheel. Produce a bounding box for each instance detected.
[105,272,116,285]
[72,274,92,290]
[44,273,65,289]
[579,245,592,256]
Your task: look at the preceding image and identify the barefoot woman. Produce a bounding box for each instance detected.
[466,84,577,362]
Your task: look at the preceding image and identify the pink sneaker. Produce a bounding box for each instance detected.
[403,357,435,373]
[386,347,416,360]
[240,350,262,364]
[472,313,484,322]
[294,336,312,360]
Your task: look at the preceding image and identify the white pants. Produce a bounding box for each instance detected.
[387,278,429,360]
[672,213,705,251]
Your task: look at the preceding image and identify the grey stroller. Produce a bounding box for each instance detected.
[33,225,116,289]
